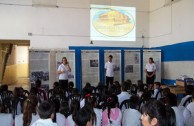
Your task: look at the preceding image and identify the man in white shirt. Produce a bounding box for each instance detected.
[104,55,115,87]
[57,57,71,90]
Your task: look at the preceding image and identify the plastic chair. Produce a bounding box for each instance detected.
[119,99,130,110]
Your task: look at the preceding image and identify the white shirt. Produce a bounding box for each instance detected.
[58,64,69,80]
[15,113,39,126]
[93,108,102,126]
[183,102,194,120]
[80,98,85,108]
[117,92,131,113]
[145,63,156,72]
[56,113,66,126]
[66,114,76,126]
[137,91,143,98]
[184,116,194,126]
[0,113,13,126]
[16,101,22,115]
[172,107,184,126]
[31,118,58,126]
[102,108,122,126]
[179,95,192,107]
[105,61,115,77]
[122,108,141,126]
[152,88,162,100]
[117,91,131,106]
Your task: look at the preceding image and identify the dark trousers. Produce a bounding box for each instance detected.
[146,72,155,89]
[106,76,114,87]
[59,80,68,90]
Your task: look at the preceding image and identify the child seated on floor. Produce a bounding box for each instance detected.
[152,82,162,100]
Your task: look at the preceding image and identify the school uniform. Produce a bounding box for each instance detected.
[15,113,39,126]
[31,118,58,126]
[122,108,141,126]
[102,108,122,126]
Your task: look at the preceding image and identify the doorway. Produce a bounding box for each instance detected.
[0,40,30,90]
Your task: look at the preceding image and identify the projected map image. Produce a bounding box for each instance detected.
[91,5,136,41]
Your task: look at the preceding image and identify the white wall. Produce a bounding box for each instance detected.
[149,0,194,47]
[0,0,150,49]
[16,46,28,64]
[162,61,194,81]
[149,0,194,82]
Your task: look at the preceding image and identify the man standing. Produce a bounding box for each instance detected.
[105,55,115,87]
[57,57,71,90]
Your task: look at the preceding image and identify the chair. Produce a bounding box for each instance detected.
[68,94,81,102]
[0,91,13,113]
[91,86,96,93]
[92,93,101,105]
[95,86,106,95]
[0,91,13,101]
[131,84,137,95]
[65,89,71,97]
[96,101,107,110]
[47,89,54,99]
[22,90,30,97]
[139,91,152,110]
[183,96,192,107]
[143,84,148,91]
[119,99,130,110]
[12,98,23,117]
[155,88,163,100]
[60,100,71,118]
[3,97,12,113]
[37,89,47,103]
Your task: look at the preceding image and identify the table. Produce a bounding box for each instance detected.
[161,85,185,95]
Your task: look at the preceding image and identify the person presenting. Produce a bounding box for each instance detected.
[105,55,115,87]
[145,57,156,90]
[57,57,71,90]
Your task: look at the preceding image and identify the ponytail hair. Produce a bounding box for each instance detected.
[149,57,154,63]
[70,100,80,123]
[84,95,96,125]
[23,95,38,126]
[84,94,96,109]
[106,94,118,124]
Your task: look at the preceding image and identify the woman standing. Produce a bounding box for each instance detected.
[145,57,156,90]
[57,57,71,90]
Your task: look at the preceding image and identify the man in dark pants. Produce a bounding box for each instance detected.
[104,55,115,88]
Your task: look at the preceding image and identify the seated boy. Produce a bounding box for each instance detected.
[31,101,58,126]
[152,82,162,100]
